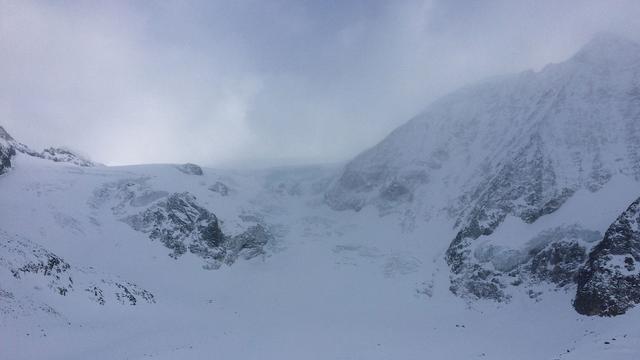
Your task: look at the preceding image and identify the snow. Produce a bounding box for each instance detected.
[607,255,640,276]
[327,32,640,223]
[1,153,639,360]
[475,175,640,250]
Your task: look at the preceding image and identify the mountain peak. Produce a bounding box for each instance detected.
[571,32,640,66]
[0,124,96,167]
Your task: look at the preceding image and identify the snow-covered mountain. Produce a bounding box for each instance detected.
[2,34,640,359]
[327,33,640,310]
[0,126,96,169]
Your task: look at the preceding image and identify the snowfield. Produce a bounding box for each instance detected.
[1,154,638,360]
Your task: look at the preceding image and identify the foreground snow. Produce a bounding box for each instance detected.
[1,155,639,359]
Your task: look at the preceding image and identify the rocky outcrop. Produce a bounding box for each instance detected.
[176,163,203,175]
[226,224,271,264]
[126,192,225,260]
[446,134,580,300]
[574,197,640,316]
[10,252,73,296]
[40,147,95,167]
[444,35,640,302]
[124,192,271,268]
[0,125,96,169]
[0,126,16,175]
[0,142,15,175]
[0,230,155,306]
[448,225,601,301]
[208,181,231,196]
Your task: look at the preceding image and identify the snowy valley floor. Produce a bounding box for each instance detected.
[1,156,639,359]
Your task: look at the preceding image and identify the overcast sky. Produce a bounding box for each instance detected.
[2,0,640,166]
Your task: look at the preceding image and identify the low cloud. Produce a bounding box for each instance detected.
[1,0,639,166]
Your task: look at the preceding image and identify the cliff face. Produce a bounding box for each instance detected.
[575,197,640,316]
[0,126,17,175]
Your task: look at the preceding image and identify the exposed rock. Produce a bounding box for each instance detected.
[226,224,271,263]
[0,125,96,169]
[40,147,95,167]
[575,197,640,316]
[113,282,155,305]
[0,126,16,175]
[0,230,154,307]
[124,192,270,268]
[208,181,231,196]
[176,163,203,176]
[529,240,588,287]
[0,140,15,175]
[10,252,74,297]
[450,225,601,301]
[125,192,224,260]
[85,281,154,306]
[446,133,579,298]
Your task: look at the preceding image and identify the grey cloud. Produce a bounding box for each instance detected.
[1,0,639,166]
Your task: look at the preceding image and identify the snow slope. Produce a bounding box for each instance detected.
[1,153,638,359]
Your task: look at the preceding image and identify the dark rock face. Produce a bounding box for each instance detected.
[0,126,16,175]
[0,142,16,175]
[575,198,640,316]
[529,241,588,287]
[93,179,270,268]
[176,163,203,175]
[448,265,505,301]
[446,134,580,300]
[126,192,224,259]
[449,224,600,301]
[125,192,270,268]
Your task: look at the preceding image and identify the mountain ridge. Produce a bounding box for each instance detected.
[0,126,97,170]
[326,33,640,310]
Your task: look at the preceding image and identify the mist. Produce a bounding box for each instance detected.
[2,0,639,166]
